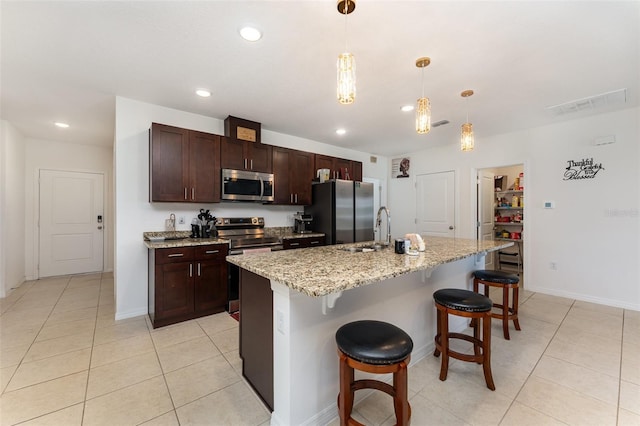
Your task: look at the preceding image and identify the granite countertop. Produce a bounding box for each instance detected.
[226,237,513,297]
[143,231,229,249]
[264,227,324,240]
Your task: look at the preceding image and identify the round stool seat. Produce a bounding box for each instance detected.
[472,269,519,285]
[433,289,492,312]
[336,320,413,365]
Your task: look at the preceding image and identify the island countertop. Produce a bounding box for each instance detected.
[226,236,512,297]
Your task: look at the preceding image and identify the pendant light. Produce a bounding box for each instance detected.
[337,0,356,105]
[415,57,431,134]
[460,90,474,152]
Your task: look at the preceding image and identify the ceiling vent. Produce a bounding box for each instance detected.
[546,88,627,116]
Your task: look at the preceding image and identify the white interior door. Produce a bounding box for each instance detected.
[478,170,496,269]
[39,170,104,277]
[416,171,455,237]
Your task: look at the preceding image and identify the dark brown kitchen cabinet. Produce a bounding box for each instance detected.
[315,154,362,181]
[220,137,272,173]
[148,244,228,328]
[150,123,221,202]
[272,147,314,205]
[239,268,273,411]
[282,235,325,250]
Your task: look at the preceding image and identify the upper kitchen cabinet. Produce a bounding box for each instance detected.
[315,154,362,181]
[272,147,315,205]
[150,123,221,203]
[220,137,272,173]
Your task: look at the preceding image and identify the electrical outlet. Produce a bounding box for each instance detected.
[178,216,186,225]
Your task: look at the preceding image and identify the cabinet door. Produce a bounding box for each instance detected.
[248,143,272,173]
[220,137,246,170]
[156,262,194,319]
[189,131,220,202]
[150,123,189,202]
[315,154,334,177]
[272,147,292,204]
[290,149,314,205]
[194,259,228,313]
[334,157,352,180]
[352,161,363,182]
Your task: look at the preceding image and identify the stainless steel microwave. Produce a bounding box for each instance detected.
[221,169,274,202]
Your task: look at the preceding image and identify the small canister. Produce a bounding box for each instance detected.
[394,238,405,254]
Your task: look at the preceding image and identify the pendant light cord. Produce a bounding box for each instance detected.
[343,2,349,52]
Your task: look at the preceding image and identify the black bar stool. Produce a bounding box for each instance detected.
[336,320,413,426]
[472,269,521,340]
[433,288,495,390]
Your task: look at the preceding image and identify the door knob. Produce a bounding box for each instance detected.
[98,226,103,230]
[449,226,454,230]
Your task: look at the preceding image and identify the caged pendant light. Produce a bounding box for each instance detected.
[337,0,356,104]
[460,90,474,152]
[415,57,432,134]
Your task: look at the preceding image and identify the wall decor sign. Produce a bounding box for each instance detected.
[563,157,604,181]
[392,157,410,178]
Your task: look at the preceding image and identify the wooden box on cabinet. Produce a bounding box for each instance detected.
[148,244,228,328]
[149,123,221,202]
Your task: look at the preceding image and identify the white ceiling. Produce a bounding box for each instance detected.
[2,1,639,157]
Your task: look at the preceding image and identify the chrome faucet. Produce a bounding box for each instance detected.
[376,206,391,246]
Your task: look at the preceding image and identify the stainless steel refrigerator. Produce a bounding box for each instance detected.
[304,179,374,244]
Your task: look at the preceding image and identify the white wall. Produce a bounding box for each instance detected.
[114,97,389,320]
[24,138,114,280]
[0,120,26,297]
[389,107,640,310]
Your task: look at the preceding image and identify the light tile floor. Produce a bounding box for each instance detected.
[1,273,639,425]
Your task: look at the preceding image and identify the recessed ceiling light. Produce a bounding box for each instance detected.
[239,26,262,42]
[336,129,346,135]
[54,122,69,128]
[400,105,414,112]
[196,89,211,97]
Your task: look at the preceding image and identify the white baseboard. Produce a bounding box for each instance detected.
[526,285,640,311]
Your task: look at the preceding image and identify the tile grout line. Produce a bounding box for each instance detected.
[80,273,105,426]
[0,276,72,397]
[615,310,626,426]
[496,297,576,425]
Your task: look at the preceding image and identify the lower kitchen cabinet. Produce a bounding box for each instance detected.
[282,235,325,250]
[148,244,228,328]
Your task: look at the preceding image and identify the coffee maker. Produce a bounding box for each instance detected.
[293,213,313,234]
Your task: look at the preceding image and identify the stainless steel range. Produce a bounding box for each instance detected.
[218,217,282,312]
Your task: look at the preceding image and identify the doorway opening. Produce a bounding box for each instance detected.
[477,164,524,281]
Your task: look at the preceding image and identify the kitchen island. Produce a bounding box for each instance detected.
[227,236,512,426]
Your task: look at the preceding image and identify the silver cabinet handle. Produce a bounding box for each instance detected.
[184,188,188,200]
[290,242,300,247]
[205,250,219,254]
[168,253,184,258]
[295,194,298,203]
[189,264,193,277]
[310,240,320,245]
[250,159,253,170]
[244,158,248,169]
[290,194,293,203]
[191,188,195,200]
[197,263,201,276]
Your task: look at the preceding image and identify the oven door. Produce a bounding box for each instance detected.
[221,169,274,202]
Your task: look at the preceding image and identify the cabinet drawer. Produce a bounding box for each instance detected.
[155,247,195,264]
[306,236,325,247]
[195,244,229,260]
